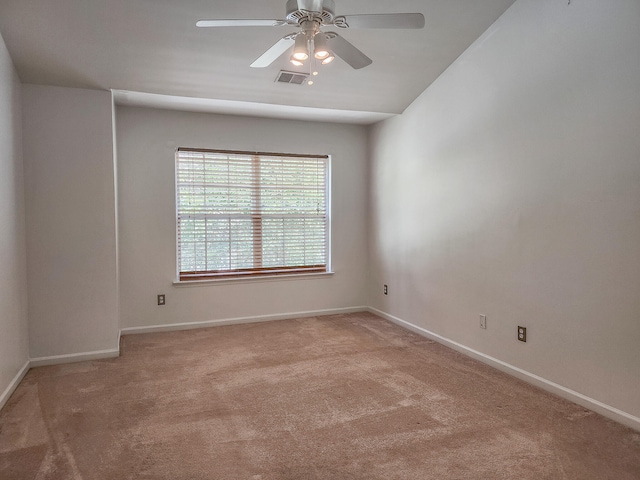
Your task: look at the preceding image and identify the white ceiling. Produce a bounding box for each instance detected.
[0,0,515,124]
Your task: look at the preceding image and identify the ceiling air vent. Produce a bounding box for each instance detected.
[275,70,308,85]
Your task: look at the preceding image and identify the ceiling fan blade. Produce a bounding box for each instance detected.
[296,0,324,13]
[326,33,372,70]
[196,19,287,28]
[250,37,295,68]
[337,13,425,29]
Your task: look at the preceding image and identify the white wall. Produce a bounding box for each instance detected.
[369,0,640,420]
[0,32,28,403]
[22,85,119,359]
[116,107,368,329]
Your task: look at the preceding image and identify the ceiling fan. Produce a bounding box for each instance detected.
[196,0,425,70]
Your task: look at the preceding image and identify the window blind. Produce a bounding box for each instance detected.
[176,148,329,280]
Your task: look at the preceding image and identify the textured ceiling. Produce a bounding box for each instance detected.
[0,0,516,123]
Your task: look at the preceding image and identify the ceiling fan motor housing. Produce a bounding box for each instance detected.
[286,0,336,25]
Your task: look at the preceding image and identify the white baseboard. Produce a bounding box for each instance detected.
[121,306,368,335]
[0,360,31,411]
[30,348,120,368]
[368,307,640,432]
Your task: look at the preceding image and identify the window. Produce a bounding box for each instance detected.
[176,148,330,281]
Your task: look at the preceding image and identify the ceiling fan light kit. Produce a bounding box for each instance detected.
[313,33,330,60]
[288,31,333,69]
[292,34,310,61]
[289,56,304,66]
[197,0,424,76]
[321,52,335,65]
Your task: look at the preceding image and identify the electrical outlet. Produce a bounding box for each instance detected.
[518,326,527,342]
[479,314,487,329]
[383,285,388,295]
[157,294,166,306]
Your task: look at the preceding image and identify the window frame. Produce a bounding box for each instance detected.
[174,148,332,283]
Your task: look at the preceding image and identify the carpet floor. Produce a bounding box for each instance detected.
[1,312,639,479]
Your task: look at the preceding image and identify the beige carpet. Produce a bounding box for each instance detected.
[1,312,639,479]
